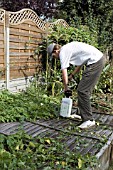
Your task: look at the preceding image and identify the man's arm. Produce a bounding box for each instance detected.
[73,66,81,74]
[62,69,68,91]
[69,66,82,80]
[62,66,82,91]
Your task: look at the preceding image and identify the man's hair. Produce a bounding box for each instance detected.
[53,44,61,51]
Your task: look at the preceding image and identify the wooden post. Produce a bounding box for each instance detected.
[4,11,10,90]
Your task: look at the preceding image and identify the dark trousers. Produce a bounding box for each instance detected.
[77,56,105,121]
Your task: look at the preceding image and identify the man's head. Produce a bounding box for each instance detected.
[47,43,56,57]
[47,43,61,59]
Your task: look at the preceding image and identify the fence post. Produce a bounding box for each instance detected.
[4,11,10,90]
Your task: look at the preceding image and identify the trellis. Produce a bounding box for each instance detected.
[0,8,68,92]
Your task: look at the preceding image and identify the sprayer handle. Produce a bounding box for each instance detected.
[64,89,72,98]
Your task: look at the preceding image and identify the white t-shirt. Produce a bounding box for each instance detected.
[59,41,103,70]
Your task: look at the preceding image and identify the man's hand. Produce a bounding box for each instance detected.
[68,74,75,81]
[64,89,72,97]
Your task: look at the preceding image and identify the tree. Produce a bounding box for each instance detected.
[1,0,112,49]
[0,0,58,20]
[57,0,113,50]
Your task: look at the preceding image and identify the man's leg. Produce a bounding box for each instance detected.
[77,57,104,122]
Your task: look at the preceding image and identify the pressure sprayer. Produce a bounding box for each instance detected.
[60,79,81,119]
[60,96,72,117]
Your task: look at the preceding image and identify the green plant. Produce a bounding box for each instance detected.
[0,131,99,170]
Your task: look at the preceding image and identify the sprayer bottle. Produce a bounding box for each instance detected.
[60,96,72,117]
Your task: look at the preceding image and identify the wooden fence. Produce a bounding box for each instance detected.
[0,8,68,92]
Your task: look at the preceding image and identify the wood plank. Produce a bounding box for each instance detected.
[10,30,43,39]
[0,122,20,133]
[32,128,50,138]
[10,37,42,44]
[9,45,38,50]
[10,23,45,33]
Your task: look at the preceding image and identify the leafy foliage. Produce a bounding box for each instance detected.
[96,64,113,93]
[47,25,98,47]
[0,131,98,169]
[57,0,113,50]
[0,0,112,49]
[0,87,61,122]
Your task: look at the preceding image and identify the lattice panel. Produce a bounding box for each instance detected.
[49,19,69,28]
[8,9,69,31]
[0,9,5,23]
[9,9,47,31]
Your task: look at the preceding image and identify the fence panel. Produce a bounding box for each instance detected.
[0,8,68,92]
[9,21,44,79]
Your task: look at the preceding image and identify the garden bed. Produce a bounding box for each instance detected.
[0,112,113,170]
